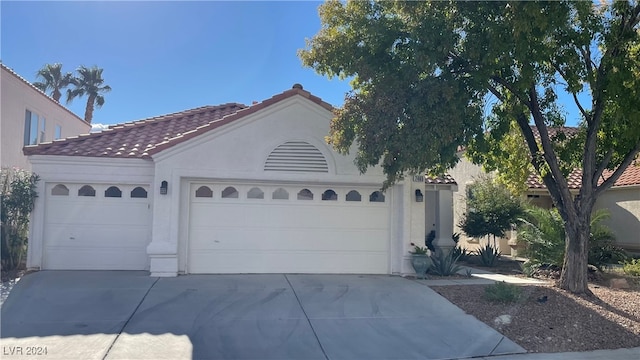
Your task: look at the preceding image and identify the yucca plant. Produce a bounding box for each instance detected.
[430,250,463,276]
[477,242,501,267]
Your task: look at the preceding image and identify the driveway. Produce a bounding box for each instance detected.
[1,271,525,359]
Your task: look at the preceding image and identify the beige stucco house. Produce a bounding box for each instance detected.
[24,84,457,277]
[1,63,90,170]
[450,153,640,255]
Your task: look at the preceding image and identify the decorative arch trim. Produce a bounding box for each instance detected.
[264,141,328,173]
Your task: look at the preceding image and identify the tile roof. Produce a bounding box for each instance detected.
[526,163,640,189]
[1,63,86,124]
[425,174,457,185]
[24,84,333,159]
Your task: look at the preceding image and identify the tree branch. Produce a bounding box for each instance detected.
[550,61,589,120]
[593,148,614,187]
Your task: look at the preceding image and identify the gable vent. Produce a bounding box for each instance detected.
[265,141,328,173]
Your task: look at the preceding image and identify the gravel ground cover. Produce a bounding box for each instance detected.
[433,273,640,353]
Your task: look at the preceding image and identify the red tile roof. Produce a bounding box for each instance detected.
[526,163,640,189]
[425,174,457,185]
[24,84,333,159]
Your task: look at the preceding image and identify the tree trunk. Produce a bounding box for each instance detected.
[84,95,95,124]
[53,88,61,102]
[558,211,591,294]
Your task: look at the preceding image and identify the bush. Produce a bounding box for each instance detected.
[622,259,640,277]
[430,250,463,276]
[588,210,627,270]
[517,207,568,268]
[517,207,626,271]
[484,282,522,303]
[1,168,39,270]
[477,242,501,267]
[451,246,472,262]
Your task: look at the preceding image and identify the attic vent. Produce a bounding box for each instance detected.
[265,141,328,173]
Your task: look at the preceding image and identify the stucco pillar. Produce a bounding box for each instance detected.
[402,178,426,275]
[433,189,455,254]
[147,174,178,277]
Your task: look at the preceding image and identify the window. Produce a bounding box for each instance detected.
[78,185,96,197]
[221,186,239,198]
[297,189,313,200]
[55,125,62,140]
[247,187,264,199]
[131,187,148,198]
[369,191,385,202]
[272,188,289,200]
[105,186,122,198]
[24,110,47,144]
[346,190,361,202]
[195,186,213,198]
[51,184,69,196]
[322,189,337,201]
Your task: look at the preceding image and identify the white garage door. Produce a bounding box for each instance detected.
[43,183,151,270]
[188,183,390,274]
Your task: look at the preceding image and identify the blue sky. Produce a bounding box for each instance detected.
[2,1,585,128]
[1,1,352,126]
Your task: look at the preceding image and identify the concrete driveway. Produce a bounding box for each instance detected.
[1,271,525,359]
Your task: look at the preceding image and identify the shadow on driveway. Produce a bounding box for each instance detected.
[0,271,525,359]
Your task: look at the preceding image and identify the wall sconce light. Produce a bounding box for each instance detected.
[415,189,424,202]
[160,181,168,195]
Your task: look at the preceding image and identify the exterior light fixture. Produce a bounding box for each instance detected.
[160,181,168,195]
[415,189,424,202]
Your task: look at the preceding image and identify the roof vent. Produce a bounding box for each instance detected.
[292,83,303,90]
[265,141,328,173]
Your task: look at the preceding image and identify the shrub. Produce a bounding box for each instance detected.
[477,242,501,267]
[517,207,626,270]
[1,168,39,270]
[622,259,640,277]
[430,250,463,276]
[588,210,627,270]
[451,246,472,262]
[517,207,566,268]
[484,282,522,303]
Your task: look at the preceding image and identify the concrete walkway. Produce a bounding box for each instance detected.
[417,266,550,286]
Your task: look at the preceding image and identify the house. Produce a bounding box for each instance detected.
[449,152,640,255]
[23,84,458,277]
[1,63,91,170]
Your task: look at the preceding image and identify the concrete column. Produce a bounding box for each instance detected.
[147,170,178,277]
[433,189,455,254]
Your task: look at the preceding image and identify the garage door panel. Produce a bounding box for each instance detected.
[189,251,388,274]
[190,203,389,230]
[43,248,148,270]
[189,228,388,252]
[188,183,391,274]
[44,224,149,248]
[46,201,149,226]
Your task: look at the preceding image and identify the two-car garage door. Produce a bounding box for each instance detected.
[187,183,391,274]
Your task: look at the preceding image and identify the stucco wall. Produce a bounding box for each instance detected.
[447,154,487,251]
[1,66,90,170]
[594,186,640,253]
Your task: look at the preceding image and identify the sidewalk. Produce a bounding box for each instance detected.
[417,265,549,286]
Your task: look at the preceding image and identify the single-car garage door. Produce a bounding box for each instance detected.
[188,183,390,274]
[43,183,151,270]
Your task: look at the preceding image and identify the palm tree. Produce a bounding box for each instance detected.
[66,66,111,124]
[33,63,73,102]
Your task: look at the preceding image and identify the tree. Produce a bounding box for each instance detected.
[459,177,524,245]
[67,65,111,124]
[33,63,73,102]
[300,0,640,293]
[1,168,39,270]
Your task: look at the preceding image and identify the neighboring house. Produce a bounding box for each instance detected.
[24,84,458,276]
[449,152,640,255]
[0,63,91,170]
